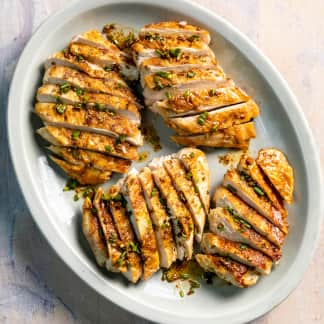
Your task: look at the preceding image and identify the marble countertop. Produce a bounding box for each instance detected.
[1,1,323,323]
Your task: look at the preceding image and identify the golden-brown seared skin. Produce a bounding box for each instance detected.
[171,122,256,149]
[108,186,143,283]
[256,149,294,204]
[48,146,131,174]
[238,154,287,217]
[209,207,281,262]
[49,155,111,185]
[168,100,259,135]
[213,187,285,247]
[151,86,250,117]
[38,126,139,161]
[82,197,108,267]
[195,254,259,288]
[163,158,206,242]
[138,167,177,268]
[223,169,288,234]
[122,173,160,280]
[93,189,127,273]
[200,233,273,275]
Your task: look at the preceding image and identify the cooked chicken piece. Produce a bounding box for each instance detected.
[44,51,120,79]
[213,187,285,247]
[47,146,131,174]
[149,158,194,261]
[223,169,288,234]
[82,197,108,267]
[209,207,281,262]
[172,122,256,149]
[93,188,127,273]
[238,154,287,217]
[49,155,111,185]
[108,185,143,283]
[200,233,273,275]
[138,167,177,268]
[256,149,294,204]
[37,84,141,123]
[168,100,259,135]
[140,21,211,44]
[38,126,139,161]
[163,158,206,242]
[122,171,160,280]
[151,86,250,118]
[34,103,142,146]
[195,254,259,288]
[176,147,210,214]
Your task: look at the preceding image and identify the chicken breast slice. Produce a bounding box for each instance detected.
[122,171,160,280]
[238,153,287,217]
[200,233,273,275]
[172,122,256,149]
[47,146,131,174]
[256,148,294,204]
[168,100,259,135]
[149,159,194,261]
[138,167,177,268]
[49,155,111,185]
[195,254,259,288]
[223,169,288,234]
[163,158,206,242]
[209,207,281,262]
[213,187,285,247]
[34,103,142,146]
[37,84,141,123]
[176,148,210,214]
[151,86,250,118]
[38,126,139,161]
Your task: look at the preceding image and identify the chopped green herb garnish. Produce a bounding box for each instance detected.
[197,112,208,126]
[63,178,79,191]
[187,71,196,78]
[254,186,264,196]
[82,187,94,198]
[104,66,114,72]
[55,103,66,114]
[212,124,219,132]
[169,48,181,58]
[116,250,127,267]
[128,242,141,254]
[187,35,200,42]
[190,152,195,158]
[180,273,189,280]
[151,187,158,197]
[240,243,248,250]
[185,171,193,180]
[153,76,165,90]
[179,290,185,298]
[76,55,84,62]
[165,91,172,99]
[105,145,113,152]
[184,89,191,100]
[95,102,105,111]
[74,87,84,96]
[209,88,217,96]
[108,233,117,243]
[74,102,84,109]
[116,134,126,144]
[155,49,168,58]
[60,82,71,94]
[71,148,79,159]
[72,130,80,140]
[73,194,79,201]
[156,71,172,79]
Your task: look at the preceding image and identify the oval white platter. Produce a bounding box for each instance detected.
[7,0,323,323]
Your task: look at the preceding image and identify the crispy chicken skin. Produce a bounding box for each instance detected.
[200,233,273,275]
[209,207,282,262]
[49,155,111,185]
[82,197,108,267]
[48,146,131,174]
[163,158,206,242]
[213,187,285,247]
[138,167,177,268]
[223,169,288,234]
[256,149,294,204]
[168,100,259,135]
[122,171,160,280]
[37,126,139,161]
[171,122,256,149]
[149,159,194,261]
[176,148,210,214]
[195,254,259,288]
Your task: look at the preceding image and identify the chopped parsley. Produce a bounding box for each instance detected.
[240,243,248,250]
[71,130,80,140]
[74,87,84,96]
[60,82,71,94]
[187,35,200,42]
[209,88,217,96]
[253,186,265,196]
[197,112,208,125]
[169,48,181,58]
[116,134,126,144]
[128,242,141,254]
[104,66,114,72]
[155,49,168,58]
[105,145,113,152]
[55,103,66,114]
[95,102,105,111]
[156,71,172,79]
[187,71,196,78]
[184,89,191,100]
[165,91,172,99]
[108,233,117,244]
[151,187,158,197]
[76,55,84,62]
[63,178,79,191]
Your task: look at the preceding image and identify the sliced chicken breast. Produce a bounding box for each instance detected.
[200,233,273,275]
[122,171,160,280]
[209,207,281,262]
[168,100,259,135]
[176,148,210,214]
[223,169,288,234]
[38,126,139,161]
[48,146,131,174]
[163,157,206,242]
[195,254,259,288]
[49,155,111,185]
[256,148,294,204]
[172,122,256,149]
[149,159,194,261]
[213,187,285,247]
[138,167,177,268]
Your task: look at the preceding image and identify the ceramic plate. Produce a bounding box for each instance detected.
[7,0,323,323]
